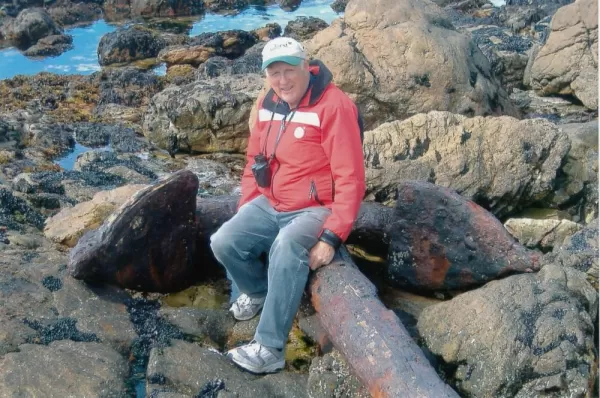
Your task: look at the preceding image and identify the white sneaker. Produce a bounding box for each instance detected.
[226,340,285,374]
[229,293,265,321]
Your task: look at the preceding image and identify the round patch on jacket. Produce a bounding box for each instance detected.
[294,126,305,139]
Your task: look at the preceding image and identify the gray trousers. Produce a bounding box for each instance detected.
[210,195,331,349]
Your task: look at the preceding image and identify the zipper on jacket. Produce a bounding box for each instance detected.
[309,180,325,206]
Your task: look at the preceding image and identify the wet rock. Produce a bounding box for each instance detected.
[550,120,598,223]
[307,350,370,398]
[251,23,282,42]
[53,277,137,354]
[3,8,61,49]
[47,2,102,26]
[130,0,204,18]
[278,0,302,11]
[143,74,263,154]
[418,263,598,397]
[23,33,73,57]
[73,151,157,183]
[24,122,75,158]
[44,183,147,247]
[203,0,250,13]
[68,170,200,292]
[510,88,596,124]
[98,26,167,66]
[543,220,598,288]
[530,0,598,110]
[469,25,532,90]
[387,181,541,291]
[72,122,148,153]
[504,217,582,251]
[493,0,573,34]
[195,42,264,79]
[0,341,128,395]
[0,186,45,231]
[364,112,570,217]
[158,306,233,348]
[146,339,309,397]
[305,0,517,130]
[0,246,67,354]
[330,0,348,13]
[96,67,164,113]
[159,30,257,67]
[284,16,329,41]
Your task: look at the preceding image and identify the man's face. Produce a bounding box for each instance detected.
[265,61,310,108]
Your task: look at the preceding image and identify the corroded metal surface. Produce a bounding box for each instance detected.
[310,248,459,398]
[68,170,199,292]
[388,181,541,291]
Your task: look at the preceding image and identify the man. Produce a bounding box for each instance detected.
[210,36,365,374]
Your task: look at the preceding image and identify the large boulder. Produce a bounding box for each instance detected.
[68,170,199,292]
[304,0,518,129]
[143,74,264,154]
[530,0,598,110]
[387,181,540,291]
[364,111,570,217]
[97,26,167,66]
[2,8,61,49]
[418,263,598,397]
[4,8,62,49]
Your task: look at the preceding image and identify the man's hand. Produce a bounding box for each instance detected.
[309,241,335,270]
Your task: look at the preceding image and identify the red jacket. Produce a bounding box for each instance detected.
[238,60,365,245]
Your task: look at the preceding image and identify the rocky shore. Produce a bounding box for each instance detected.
[0,0,597,396]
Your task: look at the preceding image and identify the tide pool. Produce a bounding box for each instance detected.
[0,0,340,80]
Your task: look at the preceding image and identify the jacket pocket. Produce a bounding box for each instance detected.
[309,180,325,206]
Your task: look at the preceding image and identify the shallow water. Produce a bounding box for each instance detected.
[54,142,111,170]
[0,0,340,80]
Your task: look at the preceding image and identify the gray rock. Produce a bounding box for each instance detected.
[469,25,532,91]
[130,0,204,18]
[146,340,308,397]
[307,350,370,398]
[0,186,45,230]
[530,0,598,110]
[278,0,302,11]
[72,122,149,153]
[195,42,265,80]
[418,263,598,397]
[73,151,157,184]
[97,67,164,108]
[364,111,570,217]
[53,277,137,355]
[0,247,67,355]
[543,219,598,289]
[98,26,167,66]
[550,120,598,223]
[23,33,73,57]
[143,74,264,154]
[3,8,61,49]
[185,157,241,197]
[330,0,348,13]
[504,217,582,250]
[158,306,234,348]
[0,341,128,396]
[47,2,102,27]
[284,16,329,41]
[510,88,595,124]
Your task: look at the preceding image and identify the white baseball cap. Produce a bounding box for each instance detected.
[261,37,307,70]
